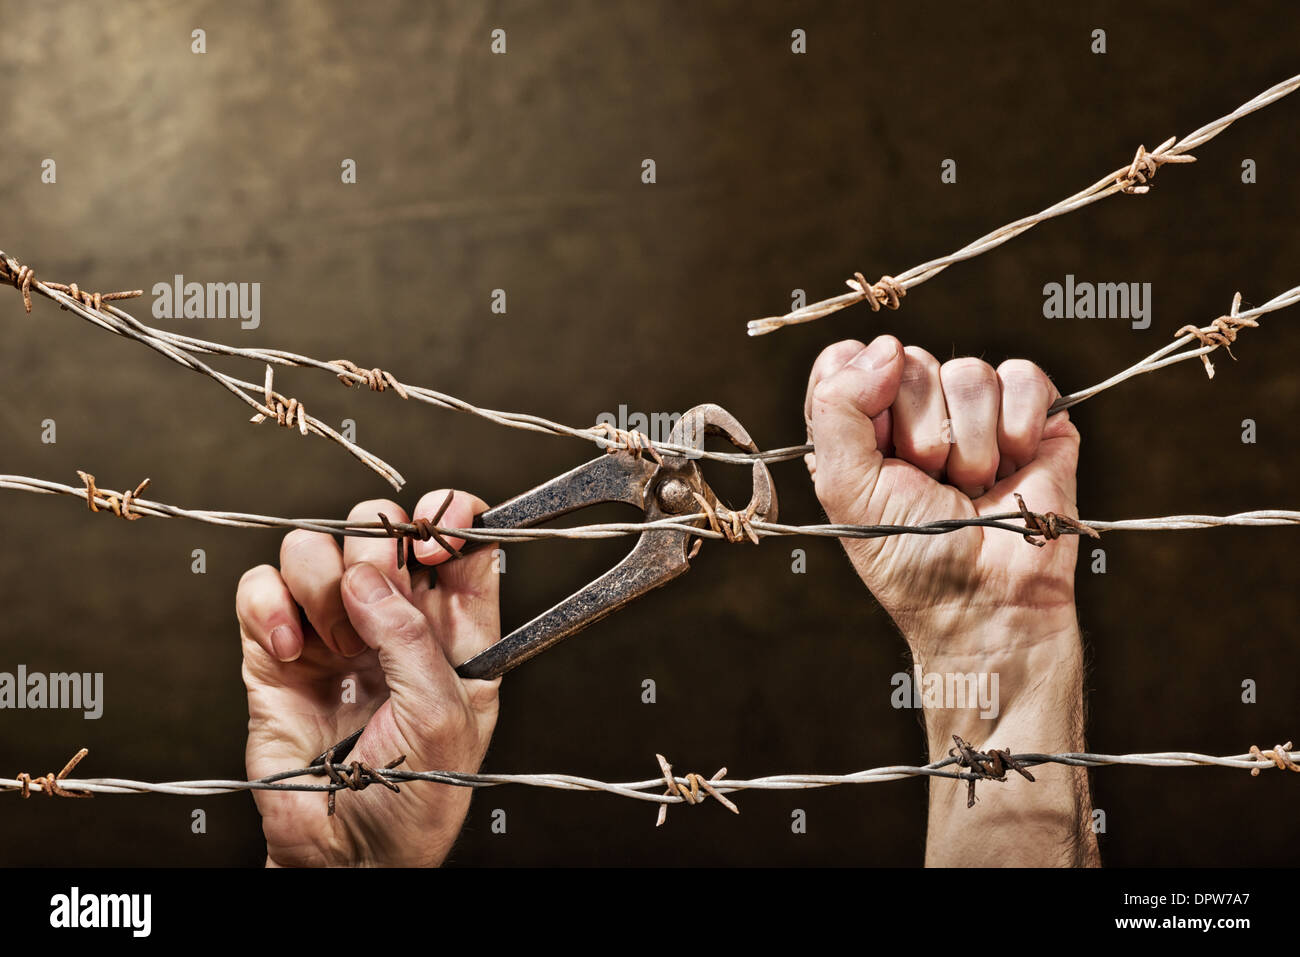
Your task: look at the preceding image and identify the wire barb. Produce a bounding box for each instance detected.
[321,745,406,816]
[589,423,664,464]
[1248,741,1299,777]
[330,359,410,400]
[13,748,92,799]
[378,490,463,570]
[654,754,738,826]
[691,491,761,545]
[948,735,1036,808]
[249,365,310,436]
[76,470,151,521]
[1014,493,1100,547]
[847,272,907,312]
[1114,137,1197,194]
[0,253,141,314]
[1174,292,1258,379]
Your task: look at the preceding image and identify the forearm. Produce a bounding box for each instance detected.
[902,605,1099,867]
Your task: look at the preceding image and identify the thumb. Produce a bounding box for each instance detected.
[806,335,904,522]
[341,562,464,728]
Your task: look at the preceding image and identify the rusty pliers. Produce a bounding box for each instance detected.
[312,403,775,768]
[459,401,777,679]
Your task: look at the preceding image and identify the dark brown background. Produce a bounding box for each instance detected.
[1,0,1297,866]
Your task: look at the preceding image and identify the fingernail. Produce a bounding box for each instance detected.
[349,563,394,604]
[269,625,300,662]
[332,621,366,657]
[850,337,899,371]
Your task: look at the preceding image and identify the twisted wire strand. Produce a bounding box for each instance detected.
[9,246,1295,475]
[5,472,1300,544]
[4,744,1295,812]
[0,251,804,469]
[1050,284,1300,412]
[0,255,407,489]
[747,72,1300,336]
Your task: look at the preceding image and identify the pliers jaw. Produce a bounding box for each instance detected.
[454,403,777,680]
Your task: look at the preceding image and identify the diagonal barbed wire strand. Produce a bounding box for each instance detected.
[747,72,1300,336]
[5,248,1294,478]
[5,744,1296,826]
[0,251,806,473]
[1049,285,1300,411]
[2,76,1295,481]
[0,259,408,489]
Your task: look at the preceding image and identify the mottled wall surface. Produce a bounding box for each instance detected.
[0,0,1297,865]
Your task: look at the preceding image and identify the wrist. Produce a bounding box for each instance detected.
[896,604,1084,757]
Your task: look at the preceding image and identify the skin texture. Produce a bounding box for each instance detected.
[235,489,500,867]
[804,335,1100,867]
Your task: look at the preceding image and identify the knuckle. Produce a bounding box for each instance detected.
[997,359,1049,396]
[899,348,939,384]
[384,602,431,645]
[813,339,867,379]
[279,529,324,567]
[235,567,285,622]
[941,356,997,384]
[237,563,274,593]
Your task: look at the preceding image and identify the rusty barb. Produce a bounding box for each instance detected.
[654,753,739,826]
[846,272,907,313]
[1175,291,1259,379]
[330,358,410,399]
[1248,741,1300,777]
[1114,137,1197,194]
[14,748,93,799]
[379,489,463,570]
[1014,493,1100,547]
[77,470,151,521]
[319,744,406,817]
[590,422,665,464]
[0,251,142,314]
[948,735,1037,809]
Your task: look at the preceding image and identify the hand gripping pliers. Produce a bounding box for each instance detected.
[312,403,776,768]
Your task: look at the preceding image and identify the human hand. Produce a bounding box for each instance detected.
[235,490,500,867]
[805,335,1081,650]
[805,336,1096,865]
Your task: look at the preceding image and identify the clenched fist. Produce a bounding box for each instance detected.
[805,335,1098,867]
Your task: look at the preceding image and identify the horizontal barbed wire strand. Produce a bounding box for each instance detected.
[5,745,1296,811]
[747,72,1300,336]
[5,472,1300,544]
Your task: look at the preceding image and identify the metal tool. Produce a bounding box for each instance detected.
[312,403,776,767]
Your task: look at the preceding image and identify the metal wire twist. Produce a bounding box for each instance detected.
[746,72,1300,335]
[5,743,1295,826]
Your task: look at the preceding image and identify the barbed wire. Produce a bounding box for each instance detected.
[5,248,1294,485]
[1049,286,1299,411]
[747,72,1300,336]
[6,741,1296,824]
[0,251,807,477]
[0,255,408,488]
[6,471,1300,553]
